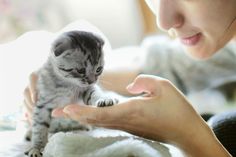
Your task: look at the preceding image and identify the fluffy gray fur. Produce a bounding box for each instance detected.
[25,31,118,157]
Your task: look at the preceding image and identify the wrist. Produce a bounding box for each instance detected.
[174,117,232,157]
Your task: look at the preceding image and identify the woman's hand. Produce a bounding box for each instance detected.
[23,72,38,125]
[52,74,231,157]
[52,74,201,142]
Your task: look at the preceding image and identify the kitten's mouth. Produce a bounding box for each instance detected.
[80,81,96,87]
[87,82,96,86]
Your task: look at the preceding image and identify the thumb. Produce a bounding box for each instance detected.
[126,75,162,96]
[52,104,94,123]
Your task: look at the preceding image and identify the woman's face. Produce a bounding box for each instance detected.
[146,0,236,59]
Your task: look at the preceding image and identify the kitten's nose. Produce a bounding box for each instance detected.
[87,76,97,84]
[87,79,95,84]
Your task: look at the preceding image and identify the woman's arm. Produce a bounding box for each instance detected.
[175,117,231,157]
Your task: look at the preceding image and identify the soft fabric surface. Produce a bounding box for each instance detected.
[44,130,171,157]
[0,128,172,157]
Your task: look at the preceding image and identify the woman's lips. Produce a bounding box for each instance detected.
[180,33,201,46]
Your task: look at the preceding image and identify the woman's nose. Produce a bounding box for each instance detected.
[155,0,184,31]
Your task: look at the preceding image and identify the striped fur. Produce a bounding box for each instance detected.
[25,31,118,157]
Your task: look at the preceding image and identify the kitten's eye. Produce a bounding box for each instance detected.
[59,67,73,72]
[76,68,86,75]
[96,66,103,73]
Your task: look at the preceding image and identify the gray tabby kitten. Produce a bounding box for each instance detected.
[25,31,118,157]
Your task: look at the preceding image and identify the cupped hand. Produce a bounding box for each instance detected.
[52,74,206,145]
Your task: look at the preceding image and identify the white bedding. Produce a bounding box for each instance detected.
[0,128,184,157]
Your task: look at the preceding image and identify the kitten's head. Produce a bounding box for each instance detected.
[50,31,105,87]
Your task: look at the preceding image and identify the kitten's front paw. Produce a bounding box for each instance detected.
[96,98,119,107]
[25,147,42,157]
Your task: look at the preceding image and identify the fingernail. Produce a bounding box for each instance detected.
[51,110,58,117]
[51,108,64,117]
[63,106,85,121]
[63,107,72,114]
[126,83,134,90]
[32,94,36,104]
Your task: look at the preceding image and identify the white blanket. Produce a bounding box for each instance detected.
[44,129,171,157]
[0,128,172,157]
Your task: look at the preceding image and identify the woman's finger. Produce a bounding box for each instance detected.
[23,100,33,126]
[63,105,115,123]
[29,72,38,103]
[24,87,34,110]
[53,100,137,125]
[24,99,33,115]
[126,74,164,96]
[51,105,99,124]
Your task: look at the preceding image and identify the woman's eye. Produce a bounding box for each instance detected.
[96,66,103,73]
[76,68,86,74]
[59,68,73,72]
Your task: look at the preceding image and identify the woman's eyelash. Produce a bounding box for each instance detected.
[59,67,73,72]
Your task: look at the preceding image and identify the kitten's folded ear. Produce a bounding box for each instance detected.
[97,36,105,48]
[52,36,71,57]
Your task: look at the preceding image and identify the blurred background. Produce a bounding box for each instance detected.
[0,0,159,48]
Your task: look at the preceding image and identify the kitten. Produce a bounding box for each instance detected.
[25,30,119,157]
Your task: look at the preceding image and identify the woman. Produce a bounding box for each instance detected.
[24,0,236,156]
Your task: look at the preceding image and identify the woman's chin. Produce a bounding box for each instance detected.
[184,46,216,60]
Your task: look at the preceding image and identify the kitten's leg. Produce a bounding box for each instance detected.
[83,85,119,107]
[25,102,52,157]
[25,128,32,141]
